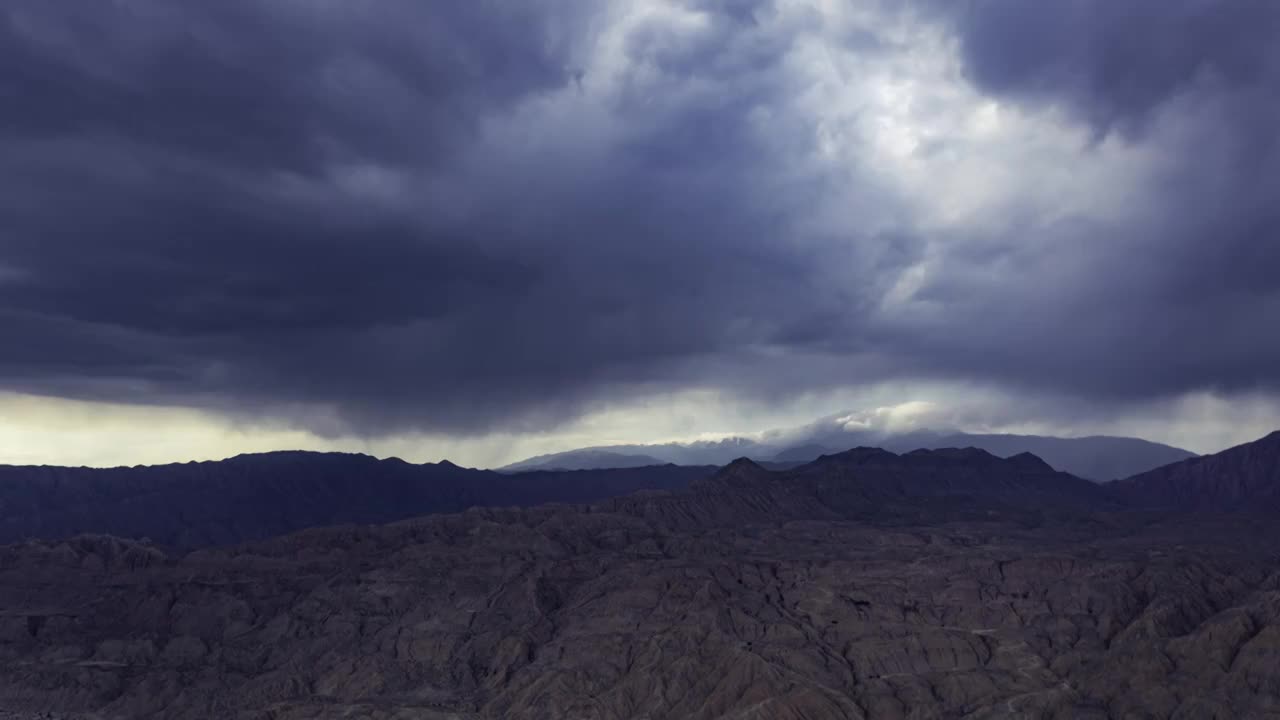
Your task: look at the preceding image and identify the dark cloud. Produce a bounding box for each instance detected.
[0,0,891,434]
[0,2,590,169]
[933,0,1280,137]
[896,0,1280,400]
[2,0,1279,438]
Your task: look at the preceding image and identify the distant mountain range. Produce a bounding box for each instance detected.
[501,425,1196,481]
[873,432,1196,482]
[501,436,761,472]
[502,449,669,471]
[0,452,710,549]
[0,428,1273,557]
[600,445,1116,531]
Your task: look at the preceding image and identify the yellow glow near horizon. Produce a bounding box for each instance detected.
[2,386,1279,469]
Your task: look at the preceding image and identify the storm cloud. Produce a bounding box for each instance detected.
[894,0,1280,399]
[2,0,1279,439]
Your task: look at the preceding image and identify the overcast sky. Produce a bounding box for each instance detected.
[3,0,1280,467]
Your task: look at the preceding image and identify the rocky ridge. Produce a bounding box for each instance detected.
[2,446,1280,718]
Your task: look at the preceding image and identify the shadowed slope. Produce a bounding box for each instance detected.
[1109,431,1280,510]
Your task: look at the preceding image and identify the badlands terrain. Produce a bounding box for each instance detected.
[0,435,1278,718]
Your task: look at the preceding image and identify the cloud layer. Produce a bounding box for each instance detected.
[2,0,1278,442]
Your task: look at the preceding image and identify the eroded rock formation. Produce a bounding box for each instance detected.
[1,448,1279,718]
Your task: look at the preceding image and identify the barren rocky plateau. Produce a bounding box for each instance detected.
[2,439,1280,719]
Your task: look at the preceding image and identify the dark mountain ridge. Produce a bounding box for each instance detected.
[0,452,711,549]
[770,446,1112,516]
[1,430,1275,556]
[1108,430,1280,510]
[3,445,1101,552]
[599,446,1115,533]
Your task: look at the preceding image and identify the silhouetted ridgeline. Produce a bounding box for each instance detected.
[0,452,710,549]
[0,431,1276,553]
